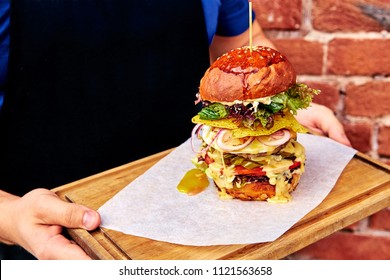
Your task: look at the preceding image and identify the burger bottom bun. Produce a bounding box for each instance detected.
[215,173,301,201]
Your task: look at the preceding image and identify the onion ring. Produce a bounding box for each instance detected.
[191,124,204,153]
[191,125,222,154]
[257,129,291,146]
[216,129,254,151]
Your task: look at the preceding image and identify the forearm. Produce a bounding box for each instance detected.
[0,190,20,245]
[251,21,275,49]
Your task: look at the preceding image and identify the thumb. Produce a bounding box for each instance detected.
[79,207,101,230]
[59,204,101,230]
[35,191,101,230]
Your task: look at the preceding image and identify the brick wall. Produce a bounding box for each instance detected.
[252,0,390,259]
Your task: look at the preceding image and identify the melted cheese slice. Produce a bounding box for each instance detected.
[192,110,307,137]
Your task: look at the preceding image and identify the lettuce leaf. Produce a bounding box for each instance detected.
[198,103,229,120]
[197,83,319,129]
[265,83,320,115]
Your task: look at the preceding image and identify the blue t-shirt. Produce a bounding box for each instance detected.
[0,0,252,109]
[202,0,252,44]
[0,1,9,108]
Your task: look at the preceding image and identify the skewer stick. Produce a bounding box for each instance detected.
[249,1,253,52]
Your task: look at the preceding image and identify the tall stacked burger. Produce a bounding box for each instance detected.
[191,46,319,203]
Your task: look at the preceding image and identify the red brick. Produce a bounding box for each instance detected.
[327,39,390,76]
[378,126,390,157]
[344,122,373,153]
[345,81,390,117]
[300,81,340,111]
[370,208,390,230]
[252,0,302,30]
[288,231,390,259]
[312,0,388,32]
[273,39,323,75]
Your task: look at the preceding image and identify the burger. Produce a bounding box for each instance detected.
[191,46,319,203]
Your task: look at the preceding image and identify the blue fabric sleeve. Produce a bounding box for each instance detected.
[0,1,10,109]
[202,0,255,44]
[217,0,253,37]
[201,0,220,44]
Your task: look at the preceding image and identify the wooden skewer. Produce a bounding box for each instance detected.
[249,1,253,52]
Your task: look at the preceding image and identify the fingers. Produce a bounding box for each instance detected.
[328,126,352,147]
[45,199,100,230]
[297,103,352,146]
[306,126,325,136]
[36,233,92,260]
[9,189,100,259]
[26,189,101,231]
[313,105,352,147]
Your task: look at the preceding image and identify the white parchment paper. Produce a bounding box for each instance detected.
[98,134,356,246]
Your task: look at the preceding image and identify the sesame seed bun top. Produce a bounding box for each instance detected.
[199,46,296,103]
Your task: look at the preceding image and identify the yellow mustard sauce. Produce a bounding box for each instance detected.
[177,169,209,196]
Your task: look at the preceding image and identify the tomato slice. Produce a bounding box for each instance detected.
[204,154,214,165]
[234,161,301,176]
[289,161,301,170]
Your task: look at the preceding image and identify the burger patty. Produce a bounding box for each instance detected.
[217,173,302,201]
[235,175,269,184]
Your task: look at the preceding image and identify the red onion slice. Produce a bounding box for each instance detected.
[216,129,254,152]
[191,124,204,153]
[257,129,291,146]
[191,124,222,154]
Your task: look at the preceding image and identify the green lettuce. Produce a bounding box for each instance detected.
[197,83,319,128]
[198,103,229,120]
[263,83,320,115]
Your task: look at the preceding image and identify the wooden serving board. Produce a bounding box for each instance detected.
[53,150,390,260]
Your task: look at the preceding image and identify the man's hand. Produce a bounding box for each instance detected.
[1,188,100,259]
[296,103,352,146]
